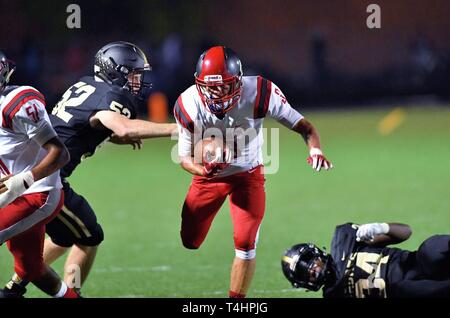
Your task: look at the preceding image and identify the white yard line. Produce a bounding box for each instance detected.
[94,265,171,273]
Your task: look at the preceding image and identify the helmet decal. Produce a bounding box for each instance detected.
[204,75,223,83]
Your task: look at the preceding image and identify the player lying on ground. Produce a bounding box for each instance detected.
[174,46,332,298]
[0,51,79,298]
[1,42,177,297]
[282,222,450,297]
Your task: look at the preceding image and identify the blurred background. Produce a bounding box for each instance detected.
[0,0,449,298]
[1,0,449,112]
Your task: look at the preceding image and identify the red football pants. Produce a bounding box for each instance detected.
[181,165,265,252]
[0,189,64,281]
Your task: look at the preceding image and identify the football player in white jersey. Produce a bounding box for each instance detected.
[0,52,79,298]
[173,46,333,298]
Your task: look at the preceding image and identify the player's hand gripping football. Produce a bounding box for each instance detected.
[203,147,232,177]
[0,171,35,208]
[356,223,390,242]
[307,147,333,172]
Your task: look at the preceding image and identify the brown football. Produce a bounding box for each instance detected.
[194,136,228,165]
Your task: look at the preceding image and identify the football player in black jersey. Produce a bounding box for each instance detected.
[282,222,450,297]
[1,42,177,297]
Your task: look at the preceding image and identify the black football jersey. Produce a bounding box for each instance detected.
[323,223,410,298]
[50,76,143,178]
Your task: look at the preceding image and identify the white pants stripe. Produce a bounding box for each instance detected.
[0,189,61,244]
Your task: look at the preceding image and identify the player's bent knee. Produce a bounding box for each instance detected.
[78,224,104,247]
[181,238,201,250]
[183,243,200,250]
[235,249,256,260]
[180,232,202,250]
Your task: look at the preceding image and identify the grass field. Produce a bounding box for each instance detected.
[1,105,449,298]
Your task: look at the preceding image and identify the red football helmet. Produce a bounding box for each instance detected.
[194,46,243,116]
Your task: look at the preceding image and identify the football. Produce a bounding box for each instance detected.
[194,136,230,165]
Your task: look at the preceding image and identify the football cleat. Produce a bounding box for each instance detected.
[0,282,26,298]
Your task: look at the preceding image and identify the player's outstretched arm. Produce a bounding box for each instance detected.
[356,222,412,246]
[31,137,70,181]
[292,118,321,149]
[292,118,333,171]
[91,110,177,140]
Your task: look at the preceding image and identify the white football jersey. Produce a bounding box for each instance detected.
[0,86,62,194]
[174,76,304,177]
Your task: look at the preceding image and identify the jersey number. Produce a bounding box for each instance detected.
[274,88,287,104]
[109,101,131,118]
[52,82,96,123]
[26,104,40,123]
[353,252,389,298]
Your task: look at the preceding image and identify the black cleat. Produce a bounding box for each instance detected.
[0,283,27,298]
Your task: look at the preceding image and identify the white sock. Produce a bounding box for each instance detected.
[53,281,68,298]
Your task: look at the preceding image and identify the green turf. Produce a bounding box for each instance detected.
[1,105,449,298]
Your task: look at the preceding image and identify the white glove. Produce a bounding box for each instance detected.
[0,171,35,208]
[307,148,333,172]
[356,223,390,242]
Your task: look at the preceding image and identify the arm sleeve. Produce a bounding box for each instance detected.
[331,223,358,262]
[177,124,193,157]
[13,98,58,146]
[173,95,195,157]
[267,82,304,129]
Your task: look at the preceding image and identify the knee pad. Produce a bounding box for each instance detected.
[78,223,104,247]
[235,249,256,260]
